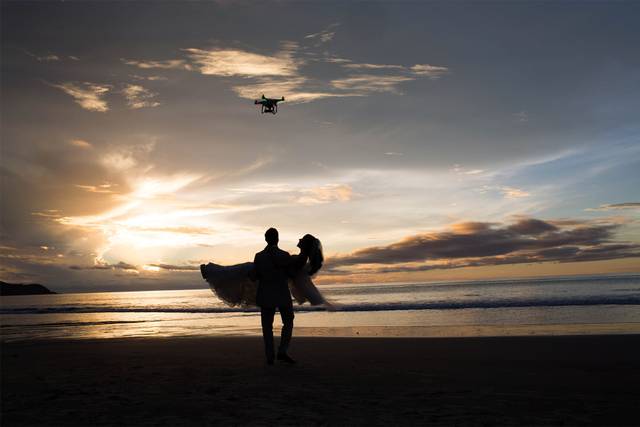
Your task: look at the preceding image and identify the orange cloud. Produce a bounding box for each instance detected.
[327,217,640,274]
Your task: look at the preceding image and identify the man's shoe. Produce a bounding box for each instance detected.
[277,353,296,364]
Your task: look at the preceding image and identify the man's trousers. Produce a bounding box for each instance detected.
[260,303,294,360]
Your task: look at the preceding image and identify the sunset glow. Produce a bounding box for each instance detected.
[1,2,639,291]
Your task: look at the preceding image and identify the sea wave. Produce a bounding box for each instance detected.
[2,295,640,315]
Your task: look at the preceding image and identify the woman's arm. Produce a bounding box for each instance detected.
[288,252,309,271]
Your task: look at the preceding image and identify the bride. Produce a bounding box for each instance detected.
[200,234,328,307]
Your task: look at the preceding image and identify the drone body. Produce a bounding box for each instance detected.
[254,94,285,114]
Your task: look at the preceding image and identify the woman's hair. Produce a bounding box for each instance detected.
[301,234,323,276]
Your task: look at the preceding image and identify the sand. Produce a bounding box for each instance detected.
[2,335,639,426]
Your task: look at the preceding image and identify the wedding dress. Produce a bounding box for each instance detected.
[200,262,328,307]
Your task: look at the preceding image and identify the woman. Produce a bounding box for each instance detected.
[200,234,328,307]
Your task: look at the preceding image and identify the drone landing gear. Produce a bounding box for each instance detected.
[261,105,277,115]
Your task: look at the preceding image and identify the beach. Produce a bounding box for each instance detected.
[3,335,639,426]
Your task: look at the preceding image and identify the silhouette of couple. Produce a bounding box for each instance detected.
[200,228,326,365]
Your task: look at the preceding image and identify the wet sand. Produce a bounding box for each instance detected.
[2,335,639,426]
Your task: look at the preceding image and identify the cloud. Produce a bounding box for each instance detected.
[230,182,354,206]
[74,184,117,194]
[131,75,168,81]
[451,164,486,176]
[409,64,449,78]
[100,142,155,172]
[232,77,304,99]
[122,59,191,70]
[37,54,60,61]
[476,185,531,199]
[51,81,161,112]
[587,202,640,211]
[23,49,60,61]
[132,226,213,235]
[513,111,529,122]
[506,218,558,235]
[305,23,339,44]
[331,74,415,94]
[124,43,301,77]
[122,84,161,109]
[326,217,640,274]
[31,209,62,219]
[69,261,137,271]
[22,50,82,62]
[324,56,352,64]
[501,186,530,199]
[120,32,448,104]
[147,263,200,271]
[297,184,354,205]
[230,183,296,195]
[101,152,137,171]
[343,63,405,71]
[70,139,92,149]
[224,156,272,178]
[232,77,356,103]
[183,47,299,77]
[50,82,110,112]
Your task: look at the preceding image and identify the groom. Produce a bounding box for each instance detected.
[250,227,307,365]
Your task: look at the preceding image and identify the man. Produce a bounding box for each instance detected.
[250,228,307,365]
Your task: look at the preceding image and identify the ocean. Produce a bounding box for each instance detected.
[2,274,640,342]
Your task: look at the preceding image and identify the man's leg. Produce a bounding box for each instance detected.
[260,307,276,363]
[277,303,295,357]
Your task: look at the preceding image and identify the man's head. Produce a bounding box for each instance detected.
[265,227,279,245]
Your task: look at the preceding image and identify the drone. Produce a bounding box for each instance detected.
[254,94,285,114]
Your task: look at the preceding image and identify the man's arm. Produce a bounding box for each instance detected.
[278,250,307,271]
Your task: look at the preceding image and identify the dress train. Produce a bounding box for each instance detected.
[200,262,328,307]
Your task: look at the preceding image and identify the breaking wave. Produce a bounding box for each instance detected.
[3,294,640,316]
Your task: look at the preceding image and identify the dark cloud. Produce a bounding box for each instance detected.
[69,261,137,271]
[326,218,640,274]
[588,202,640,211]
[148,263,200,271]
[507,218,558,235]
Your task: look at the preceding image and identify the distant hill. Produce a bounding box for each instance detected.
[0,281,57,296]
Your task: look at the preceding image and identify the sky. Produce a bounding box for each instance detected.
[1,1,639,292]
